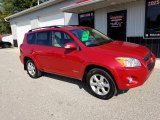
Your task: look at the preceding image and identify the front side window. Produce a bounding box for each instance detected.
[36,31,51,46]
[51,31,74,48]
[27,33,36,44]
[71,28,112,47]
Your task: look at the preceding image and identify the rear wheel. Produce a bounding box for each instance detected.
[86,68,117,100]
[26,59,42,78]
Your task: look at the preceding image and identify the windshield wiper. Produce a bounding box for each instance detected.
[87,39,113,47]
[99,40,113,45]
[87,44,99,47]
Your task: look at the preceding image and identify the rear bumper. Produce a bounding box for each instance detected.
[114,55,156,90]
[19,52,24,64]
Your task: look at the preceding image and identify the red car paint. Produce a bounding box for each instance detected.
[20,26,156,90]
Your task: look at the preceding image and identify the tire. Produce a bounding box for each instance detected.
[26,59,42,78]
[2,43,11,48]
[2,44,8,48]
[86,68,117,100]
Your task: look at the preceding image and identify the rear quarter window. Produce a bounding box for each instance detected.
[27,33,36,44]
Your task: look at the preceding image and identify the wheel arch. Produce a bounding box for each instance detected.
[24,56,32,70]
[82,64,118,89]
[23,56,42,71]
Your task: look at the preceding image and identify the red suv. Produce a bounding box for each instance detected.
[20,26,156,100]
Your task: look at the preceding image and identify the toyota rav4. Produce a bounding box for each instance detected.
[20,26,156,100]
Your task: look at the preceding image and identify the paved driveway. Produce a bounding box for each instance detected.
[0,48,160,120]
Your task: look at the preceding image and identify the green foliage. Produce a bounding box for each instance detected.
[0,0,13,34]
[0,0,41,34]
[13,0,39,13]
[0,20,10,34]
[0,0,2,14]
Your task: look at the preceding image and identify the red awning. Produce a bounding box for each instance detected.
[61,0,137,14]
[63,0,99,8]
[61,0,103,13]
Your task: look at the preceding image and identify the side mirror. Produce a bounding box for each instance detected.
[64,42,77,50]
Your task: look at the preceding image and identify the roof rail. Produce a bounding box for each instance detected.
[28,25,80,32]
[28,25,61,32]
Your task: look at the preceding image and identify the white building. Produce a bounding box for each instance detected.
[5,0,160,57]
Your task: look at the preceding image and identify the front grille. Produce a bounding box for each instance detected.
[144,52,152,62]
[147,63,154,71]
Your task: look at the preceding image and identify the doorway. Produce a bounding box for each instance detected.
[107,10,127,41]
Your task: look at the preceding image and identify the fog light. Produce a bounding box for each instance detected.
[127,77,134,84]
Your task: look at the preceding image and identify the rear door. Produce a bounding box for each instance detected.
[32,31,54,71]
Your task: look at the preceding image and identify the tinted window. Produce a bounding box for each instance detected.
[27,33,36,44]
[37,32,51,46]
[51,31,74,48]
[145,0,160,38]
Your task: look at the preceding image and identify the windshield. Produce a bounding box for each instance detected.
[70,28,112,47]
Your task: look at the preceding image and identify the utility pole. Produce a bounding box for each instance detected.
[37,0,40,5]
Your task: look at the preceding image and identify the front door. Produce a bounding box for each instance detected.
[107,10,127,41]
[49,30,83,79]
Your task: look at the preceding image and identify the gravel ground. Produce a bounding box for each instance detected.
[0,48,160,120]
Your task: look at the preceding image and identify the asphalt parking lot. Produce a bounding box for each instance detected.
[0,48,160,120]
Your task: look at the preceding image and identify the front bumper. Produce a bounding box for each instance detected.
[115,54,156,90]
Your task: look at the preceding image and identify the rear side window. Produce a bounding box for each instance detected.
[37,32,51,46]
[27,33,36,44]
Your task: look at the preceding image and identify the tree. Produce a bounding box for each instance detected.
[0,1,2,12]
[0,0,14,34]
[0,13,11,34]
[0,0,43,34]
[13,0,39,13]
[2,0,14,15]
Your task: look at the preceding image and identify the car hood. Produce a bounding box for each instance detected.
[90,41,150,59]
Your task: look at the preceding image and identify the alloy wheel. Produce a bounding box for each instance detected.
[27,62,36,76]
[90,74,110,96]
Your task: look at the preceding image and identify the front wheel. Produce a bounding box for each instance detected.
[86,68,117,100]
[26,59,42,78]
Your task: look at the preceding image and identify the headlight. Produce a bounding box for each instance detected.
[116,57,141,67]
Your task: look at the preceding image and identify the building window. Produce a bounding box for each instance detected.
[145,0,160,38]
[78,12,94,28]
